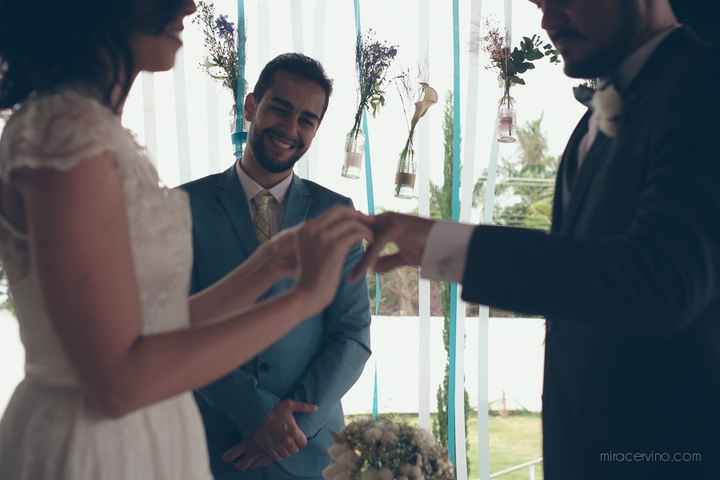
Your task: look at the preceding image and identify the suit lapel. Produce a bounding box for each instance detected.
[216,166,259,257]
[563,131,615,229]
[552,111,590,234]
[280,176,312,229]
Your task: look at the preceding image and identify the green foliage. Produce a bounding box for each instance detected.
[483,22,560,91]
[474,116,557,232]
[505,36,560,87]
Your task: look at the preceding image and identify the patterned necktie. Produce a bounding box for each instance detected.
[252,190,276,244]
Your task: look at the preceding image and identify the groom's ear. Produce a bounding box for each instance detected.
[244,93,257,123]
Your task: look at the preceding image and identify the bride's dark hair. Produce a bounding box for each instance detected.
[0,0,186,112]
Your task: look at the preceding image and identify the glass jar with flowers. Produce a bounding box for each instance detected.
[482,20,560,143]
[195,1,248,152]
[394,70,437,198]
[343,30,399,179]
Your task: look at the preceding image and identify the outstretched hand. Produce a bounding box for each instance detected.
[295,206,374,314]
[350,212,435,282]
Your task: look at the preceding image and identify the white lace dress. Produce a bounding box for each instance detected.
[0,90,211,479]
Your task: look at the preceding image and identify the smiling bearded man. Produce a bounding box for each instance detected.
[181,54,371,480]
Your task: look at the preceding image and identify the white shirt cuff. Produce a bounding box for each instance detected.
[420,220,475,283]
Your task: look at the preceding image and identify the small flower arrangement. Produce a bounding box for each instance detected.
[482,20,559,143]
[322,418,454,480]
[393,68,438,198]
[351,30,399,139]
[482,20,560,91]
[343,30,399,178]
[194,1,242,103]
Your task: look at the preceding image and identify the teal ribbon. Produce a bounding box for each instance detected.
[353,0,382,418]
[448,0,462,466]
[372,364,379,420]
[232,0,248,153]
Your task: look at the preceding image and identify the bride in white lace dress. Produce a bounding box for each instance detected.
[0,1,373,479]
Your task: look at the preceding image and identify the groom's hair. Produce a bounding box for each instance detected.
[252,53,334,118]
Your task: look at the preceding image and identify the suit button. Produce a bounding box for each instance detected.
[259,361,271,373]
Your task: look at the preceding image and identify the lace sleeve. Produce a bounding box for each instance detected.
[0,91,118,181]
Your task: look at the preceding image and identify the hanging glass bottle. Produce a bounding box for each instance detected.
[496,90,517,144]
[342,128,364,179]
[394,145,416,199]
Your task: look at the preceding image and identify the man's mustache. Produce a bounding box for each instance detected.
[548,29,586,44]
[263,129,303,150]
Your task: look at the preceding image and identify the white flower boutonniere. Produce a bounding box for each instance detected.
[591,84,623,138]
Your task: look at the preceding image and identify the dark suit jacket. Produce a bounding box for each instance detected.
[461,29,720,479]
[181,169,371,479]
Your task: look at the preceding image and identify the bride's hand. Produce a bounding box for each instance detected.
[255,227,300,280]
[294,207,374,314]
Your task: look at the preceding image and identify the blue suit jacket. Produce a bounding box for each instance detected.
[181,167,371,478]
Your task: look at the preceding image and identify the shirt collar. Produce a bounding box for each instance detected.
[235,161,294,205]
[610,26,680,92]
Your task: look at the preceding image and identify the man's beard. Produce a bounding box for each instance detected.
[249,129,305,174]
[563,4,642,79]
[563,48,630,79]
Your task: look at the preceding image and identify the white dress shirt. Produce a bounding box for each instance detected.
[235,161,294,236]
[420,26,680,284]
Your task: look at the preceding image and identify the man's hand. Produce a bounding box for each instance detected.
[350,212,435,282]
[222,399,318,470]
[222,439,274,471]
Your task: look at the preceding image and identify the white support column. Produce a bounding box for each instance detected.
[459,0,489,476]
[505,0,514,45]
[141,72,158,167]
[173,48,192,183]
[257,0,270,64]
[479,70,502,480]
[290,0,311,180]
[205,76,222,173]
[417,0,432,433]
[313,0,327,62]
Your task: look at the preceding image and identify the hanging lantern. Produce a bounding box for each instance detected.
[342,129,364,179]
[496,91,517,143]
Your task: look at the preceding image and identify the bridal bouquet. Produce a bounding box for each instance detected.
[322,418,454,480]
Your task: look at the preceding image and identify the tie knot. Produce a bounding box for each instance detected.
[254,190,275,209]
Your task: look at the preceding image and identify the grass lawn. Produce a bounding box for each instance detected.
[346,411,543,480]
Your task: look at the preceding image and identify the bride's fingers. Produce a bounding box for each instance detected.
[313,207,373,231]
[322,220,374,245]
[349,231,394,282]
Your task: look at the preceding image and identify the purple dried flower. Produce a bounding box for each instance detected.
[215,14,235,38]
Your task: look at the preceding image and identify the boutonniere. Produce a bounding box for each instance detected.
[591,84,623,138]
